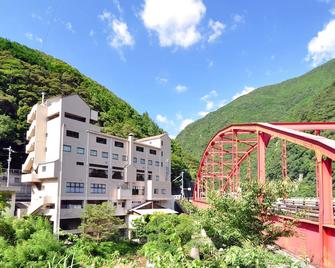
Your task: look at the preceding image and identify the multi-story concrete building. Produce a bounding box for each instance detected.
[21,94,172,233]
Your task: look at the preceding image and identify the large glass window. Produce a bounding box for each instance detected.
[66,182,84,193]
[136,170,145,181]
[91,183,106,194]
[63,145,71,152]
[89,168,108,178]
[77,147,85,155]
[132,186,145,195]
[136,146,144,152]
[90,150,97,156]
[66,130,79,138]
[112,166,124,180]
[96,137,107,144]
[115,141,124,148]
[61,200,83,208]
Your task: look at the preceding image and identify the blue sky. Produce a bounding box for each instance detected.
[1,0,335,137]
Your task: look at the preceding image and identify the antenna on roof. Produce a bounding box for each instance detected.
[41,92,45,104]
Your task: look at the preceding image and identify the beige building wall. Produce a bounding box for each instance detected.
[21,94,172,233]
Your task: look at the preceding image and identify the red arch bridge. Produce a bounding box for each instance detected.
[192,122,335,268]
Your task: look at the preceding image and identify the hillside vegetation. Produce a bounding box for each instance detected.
[177,59,335,193]
[0,37,162,168]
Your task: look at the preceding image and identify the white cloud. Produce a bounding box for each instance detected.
[231,13,245,30]
[156,114,168,124]
[89,29,95,37]
[156,76,168,84]
[208,19,225,43]
[110,19,135,48]
[179,118,194,130]
[305,19,335,66]
[25,32,43,44]
[200,90,218,101]
[232,86,255,100]
[113,0,123,14]
[141,0,206,48]
[66,22,75,33]
[31,13,42,20]
[175,84,188,93]
[205,100,214,110]
[198,111,208,117]
[99,10,135,51]
[330,8,335,15]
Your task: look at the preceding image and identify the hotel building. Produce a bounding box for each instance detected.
[21,94,172,233]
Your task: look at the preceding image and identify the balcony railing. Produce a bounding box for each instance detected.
[27,104,37,123]
[26,121,36,140]
[22,151,35,173]
[26,136,35,153]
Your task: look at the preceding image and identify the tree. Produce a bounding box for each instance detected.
[79,202,123,241]
[0,192,10,215]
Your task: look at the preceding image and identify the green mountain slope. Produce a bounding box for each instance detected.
[176,59,335,162]
[0,37,162,168]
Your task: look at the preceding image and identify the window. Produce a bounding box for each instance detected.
[136,146,144,152]
[154,188,159,194]
[112,166,124,180]
[102,152,108,158]
[47,113,59,121]
[14,177,21,183]
[76,162,84,166]
[161,162,163,167]
[148,160,153,165]
[140,158,145,164]
[122,155,127,161]
[136,170,145,181]
[45,147,47,152]
[64,112,86,122]
[122,202,126,208]
[66,130,79,138]
[89,164,108,178]
[156,175,159,181]
[63,145,71,152]
[66,182,84,193]
[41,165,46,172]
[161,141,164,146]
[77,147,85,155]
[90,150,97,156]
[155,161,159,167]
[132,186,145,195]
[161,151,163,157]
[96,137,107,144]
[115,141,124,148]
[133,157,137,163]
[112,153,119,160]
[61,200,83,209]
[91,183,106,194]
[149,149,156,155]
[148,171,152,180]
[161,189,167,194]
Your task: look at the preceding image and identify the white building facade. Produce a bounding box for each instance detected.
[21,94,172,233]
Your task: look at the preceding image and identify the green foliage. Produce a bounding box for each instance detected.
[0,37,162,169]
[79,202,123,241]
[0,192,10,214]
[0,216,65,268]
[198,181,295,249]
[177,59,335,195]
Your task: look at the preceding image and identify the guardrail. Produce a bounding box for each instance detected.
[273,198,335,222]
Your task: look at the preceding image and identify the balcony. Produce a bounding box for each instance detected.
[26,121,36,140]
[27,104,37,123]
[25,136,35,153]
[117,187,132,200]
[21,173,39,183]
[37,161,59,179]
[22,151,35,173]
[60,207,83,219]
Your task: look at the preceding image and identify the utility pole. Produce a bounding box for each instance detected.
[3,146,15,187]
[172,171,185,199]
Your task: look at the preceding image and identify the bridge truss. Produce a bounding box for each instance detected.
[193,122,335,268]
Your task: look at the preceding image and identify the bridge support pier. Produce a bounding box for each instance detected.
[316,157,334,267]
[257,132,270,184]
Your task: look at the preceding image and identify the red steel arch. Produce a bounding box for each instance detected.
[193,122,335,268]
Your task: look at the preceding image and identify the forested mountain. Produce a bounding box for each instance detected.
[177,59,335,160]
[0,37,162,169]
[176,59,335,193]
